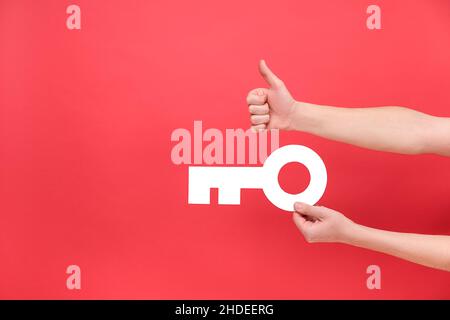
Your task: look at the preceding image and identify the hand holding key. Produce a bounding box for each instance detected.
[247,60,298,131]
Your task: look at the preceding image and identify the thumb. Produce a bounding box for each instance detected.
[292,212,308,234]
[259,59,283,88]
[294,202,326,220]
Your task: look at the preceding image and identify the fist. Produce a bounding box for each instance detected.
[292,202,356,244]
[247,60,297,131]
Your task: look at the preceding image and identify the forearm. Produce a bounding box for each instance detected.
[291,102,450,156]
[342,223,450,271]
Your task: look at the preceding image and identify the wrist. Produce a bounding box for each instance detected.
[287,101,314,132]
[338,221,365,245]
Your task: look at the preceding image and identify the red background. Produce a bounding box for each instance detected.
[1,0,449,299]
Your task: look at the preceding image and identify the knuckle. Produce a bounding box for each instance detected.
[252,97,263,105]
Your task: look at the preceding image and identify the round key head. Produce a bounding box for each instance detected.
[262,145,327,211]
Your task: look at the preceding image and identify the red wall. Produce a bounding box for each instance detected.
[1,0,449,298]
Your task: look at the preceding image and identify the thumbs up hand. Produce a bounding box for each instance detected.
[247,60,297,131]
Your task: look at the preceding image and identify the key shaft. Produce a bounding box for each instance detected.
[188,166,265,204]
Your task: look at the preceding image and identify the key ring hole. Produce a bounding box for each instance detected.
[277,161,311,195]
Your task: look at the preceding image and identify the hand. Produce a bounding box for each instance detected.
[292,202,356,243]
[247,60,297,131]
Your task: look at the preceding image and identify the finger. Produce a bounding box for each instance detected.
[249,103,269,115]
[259,59,283,88]
[292,212,308,234]
[251,124,266,132]
[294,202,327,219]
[246,88,268,105]
[250,114,270,125]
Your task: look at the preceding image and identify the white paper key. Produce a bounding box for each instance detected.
[188,145,327,211]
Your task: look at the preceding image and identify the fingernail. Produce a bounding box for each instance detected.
[294,202,305,212]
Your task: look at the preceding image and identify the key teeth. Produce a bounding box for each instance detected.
[188,193,211,204]
[218,187,241,205]
[188,167,243,205]
[188,187,242,205]
[188,166,211,204]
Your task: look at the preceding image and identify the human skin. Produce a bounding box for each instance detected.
[248,60,450,157]
[247,60,450,271]
[293,203,450,272]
